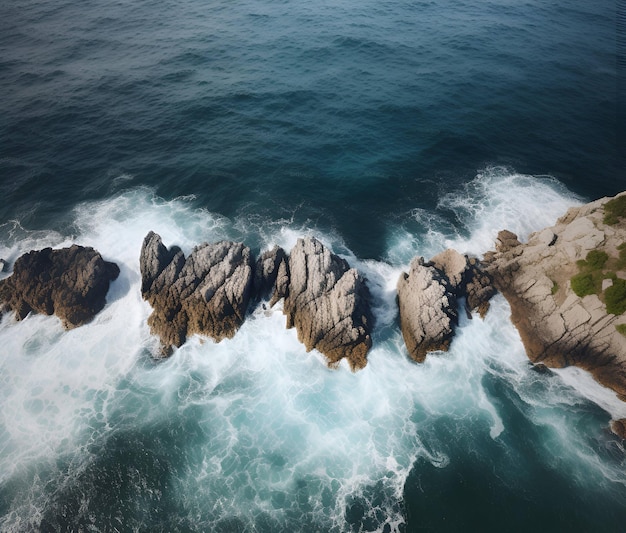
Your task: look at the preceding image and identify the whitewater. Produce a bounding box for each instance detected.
[1,171,625,531]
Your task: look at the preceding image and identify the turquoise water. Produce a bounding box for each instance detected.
[1,1,625,531]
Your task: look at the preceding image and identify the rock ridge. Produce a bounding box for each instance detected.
[139,233,373,369]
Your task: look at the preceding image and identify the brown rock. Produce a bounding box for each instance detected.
[0,245,119,328]
[140,232,254,353]
[282,237,372,370]
[610,419,626,439]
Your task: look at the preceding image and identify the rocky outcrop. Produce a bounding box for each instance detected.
[397,257,458,362]
[140,232,254,353]
[282,237,373,370]
[0,245,119,328]
[484,192,626,400]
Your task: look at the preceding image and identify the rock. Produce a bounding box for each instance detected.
[0,245,119,328]
[602,278,614,291]
[397,257,458,363]
[429,249,496,318]
[429,249,468,290]
[0,258,7,273]
[253,245,289,307]
[610,419,626,440]
[485,191,626,399]
[495,230,521,253]
[282,237,372,370]
[465,264,496,318]
[140,232,254,353]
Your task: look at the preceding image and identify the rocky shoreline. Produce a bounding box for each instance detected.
[1,191,625,434]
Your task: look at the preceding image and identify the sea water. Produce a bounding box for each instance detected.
[1,0,624,531]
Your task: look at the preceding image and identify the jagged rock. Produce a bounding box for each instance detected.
[253,245,289,307]
[429,249,496,318]
[485,192,626,399]
[465,260,496,318]
[0,245,119,328]
[0,258,7,273]
[495,230,521,253]
[140,232,254,353]
[397,257,458,363]
[282,237,372,370]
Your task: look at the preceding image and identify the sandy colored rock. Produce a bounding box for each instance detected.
[0,245,119,328]
[397,257,458,363]
[485,191,626,399]
[282,237,372,370]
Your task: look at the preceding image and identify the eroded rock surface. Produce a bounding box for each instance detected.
[282,237,372,370]
[397,257,458,363]
[484,192,626,399]
[0,245,119,328]
[140,231,254,353]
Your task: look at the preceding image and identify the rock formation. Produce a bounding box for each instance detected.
[140,231,254,353]
[0,245,119,328]
[484,192,626,400]
[397,257,458,362]
[281,237,373,370]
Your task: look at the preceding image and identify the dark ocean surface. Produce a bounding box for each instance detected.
[1,1,625,531]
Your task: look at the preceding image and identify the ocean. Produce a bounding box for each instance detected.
[1,0,625,531]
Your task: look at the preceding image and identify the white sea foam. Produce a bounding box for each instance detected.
[0,176,624,532]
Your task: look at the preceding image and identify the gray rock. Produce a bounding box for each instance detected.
[282,237,372,370]
[0,258,7,273]
[397,257,458,363]
[0,245,119,328]
[140,232,254,353]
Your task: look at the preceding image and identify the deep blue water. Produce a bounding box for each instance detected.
[1,1,625,531]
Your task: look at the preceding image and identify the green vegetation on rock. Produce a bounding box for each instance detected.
[551,281,559,295]
[578,250,609,270]
[617,324,626,337]
[571,273,595,297]
[606,279,626,315]
[604,196,626,225]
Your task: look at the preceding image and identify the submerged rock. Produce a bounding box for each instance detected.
[397,257,458,363]
[140,231,254,353]
[282,237,373,370]
[0,245,119,328]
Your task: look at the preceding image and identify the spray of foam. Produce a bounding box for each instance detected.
[0,176,624,532]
